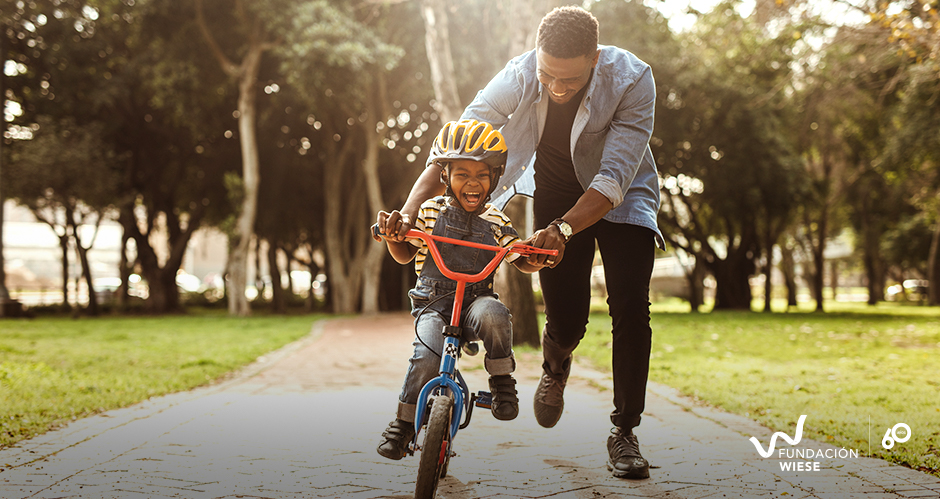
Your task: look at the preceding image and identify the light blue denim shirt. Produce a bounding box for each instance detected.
[460,46,665,249]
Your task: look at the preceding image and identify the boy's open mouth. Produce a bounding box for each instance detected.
[462,191,482,208]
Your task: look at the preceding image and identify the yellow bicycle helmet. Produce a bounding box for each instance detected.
[430,120,508,204]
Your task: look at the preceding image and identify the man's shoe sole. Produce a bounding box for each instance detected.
[533,401,563,428]
[606,459,650,479]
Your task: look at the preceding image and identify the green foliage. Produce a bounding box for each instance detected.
[579,307,940,476]
[633,0,806,308]
[0,312,325,448]
[6,116,120,212]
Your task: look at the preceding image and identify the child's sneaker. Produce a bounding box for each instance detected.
[376,419,415,460]
[488,374,519,420]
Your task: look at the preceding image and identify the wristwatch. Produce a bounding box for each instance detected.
[550,218,573,242]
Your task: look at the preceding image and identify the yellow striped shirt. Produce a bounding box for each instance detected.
[411,197,521,275]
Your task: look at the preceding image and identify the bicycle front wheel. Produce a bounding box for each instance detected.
[415,394,454,499]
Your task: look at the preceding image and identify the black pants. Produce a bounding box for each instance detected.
[536,199,655,430]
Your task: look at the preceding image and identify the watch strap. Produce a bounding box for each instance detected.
[550,218,572,242]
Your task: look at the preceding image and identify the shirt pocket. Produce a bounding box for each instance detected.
[575,128,608,175]
[440,224,485,273]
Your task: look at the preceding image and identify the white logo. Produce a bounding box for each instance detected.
[749,415,807,458]
[882,423,911,450]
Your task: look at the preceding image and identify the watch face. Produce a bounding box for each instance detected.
[555,221,572,239]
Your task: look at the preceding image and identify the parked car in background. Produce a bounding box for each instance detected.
[886,279,930,302]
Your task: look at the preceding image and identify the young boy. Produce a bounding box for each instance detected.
[373,119,544,460]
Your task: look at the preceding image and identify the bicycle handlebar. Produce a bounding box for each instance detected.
[371,224,557,284]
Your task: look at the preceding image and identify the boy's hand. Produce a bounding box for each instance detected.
[522,228,566,269]
[376,210,414,242]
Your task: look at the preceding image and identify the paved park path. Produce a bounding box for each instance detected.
[1,314,939,499]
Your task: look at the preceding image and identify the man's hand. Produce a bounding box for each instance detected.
[523,224,566,269]
[375,210,414,242]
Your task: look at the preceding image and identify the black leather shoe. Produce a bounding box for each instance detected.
[606,427,650,479]
[377,419,415,460]
[489,375,519,421]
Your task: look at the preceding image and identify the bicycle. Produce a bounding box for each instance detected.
[372,224,557,499]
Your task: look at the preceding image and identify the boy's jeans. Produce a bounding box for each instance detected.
[396,295,515,423]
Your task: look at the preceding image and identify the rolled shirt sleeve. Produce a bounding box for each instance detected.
[589,64,656,208]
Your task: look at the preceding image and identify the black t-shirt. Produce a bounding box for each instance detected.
[534,82,589,206]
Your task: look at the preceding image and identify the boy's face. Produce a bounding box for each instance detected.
[447,159,492,212]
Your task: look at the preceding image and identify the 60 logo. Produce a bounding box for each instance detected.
[881,422,912,450]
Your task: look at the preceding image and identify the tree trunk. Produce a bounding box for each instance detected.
[69,216,99,316]
[762,227,774,313]
[685,257,705,313]
[809,205,828,312]
[58,230,71,310]
[858,196,884,306]
[285,254,294,300]
[780,242,798,309]
[420,0,462,122]
[267,241,285,313]
[195,0,271,317]
[226,45,264,316]
[117,231,131,311]
[812,243,825,311]
[763,253,773,313]
[830,259,839,303]
[497,197,539,347]
[118,204,192,314]
[711,255,753,310]
[360,109,389,314]
[305,259,320,312]
[927,214,940,306]
[323,132,364,314]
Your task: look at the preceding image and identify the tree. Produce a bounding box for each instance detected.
[6,117,119,315]
[0,0,92,315]
[273,1,406,313]
[654,1,803,310]
[194,0,278,316]
[871,2,940,306]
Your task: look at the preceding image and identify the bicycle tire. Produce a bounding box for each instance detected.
[415,394,454,499]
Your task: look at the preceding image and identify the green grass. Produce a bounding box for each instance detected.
[577,302,940,476]
[0,311,325,448]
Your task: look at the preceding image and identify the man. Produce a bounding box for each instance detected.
[383,6,663,479]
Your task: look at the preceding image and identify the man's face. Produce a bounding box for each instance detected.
[447,159,492,212]
[536,48,599,105]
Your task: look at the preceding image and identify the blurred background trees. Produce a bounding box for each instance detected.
[2,0,939,317]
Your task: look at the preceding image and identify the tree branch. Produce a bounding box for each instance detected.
[195,0,239,77]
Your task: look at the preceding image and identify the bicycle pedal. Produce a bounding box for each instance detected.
[475,390,492,409]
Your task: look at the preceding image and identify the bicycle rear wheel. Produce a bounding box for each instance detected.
[415,394,454,499]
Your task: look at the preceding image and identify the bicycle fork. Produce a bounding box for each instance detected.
[411,281,492,454]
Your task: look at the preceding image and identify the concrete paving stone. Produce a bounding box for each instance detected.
[882,469,940,485]
[879,484,937,492]
[894,489,940,498]
[0,485,46,499]
[812,495,921,499]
